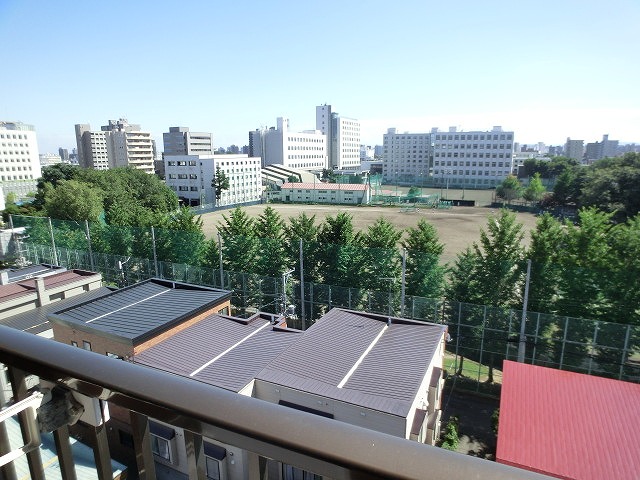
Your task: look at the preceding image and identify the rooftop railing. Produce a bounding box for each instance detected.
[0,325,551,480]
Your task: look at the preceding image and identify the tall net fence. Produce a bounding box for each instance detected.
[6,215,640,388]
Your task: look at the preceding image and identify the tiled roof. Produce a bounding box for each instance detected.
[49,279,232,344]
[497,361,640,480]
[256,308,446,416]
[280,182,369,191]
[0,286,113,334]
[133,314,301,392]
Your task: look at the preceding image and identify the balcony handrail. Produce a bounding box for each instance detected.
[0,325,551,479]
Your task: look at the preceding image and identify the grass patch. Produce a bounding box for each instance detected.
[443,352,503,384]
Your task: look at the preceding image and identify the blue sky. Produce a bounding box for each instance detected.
[1,0,639,154]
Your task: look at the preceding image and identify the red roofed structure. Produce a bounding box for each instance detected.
[497,360,640,480]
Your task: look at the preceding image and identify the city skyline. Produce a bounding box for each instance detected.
[2,0,639,154]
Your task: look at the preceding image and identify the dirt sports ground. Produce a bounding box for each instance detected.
[199,188,540,264]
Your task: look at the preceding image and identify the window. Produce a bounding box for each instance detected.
[150,421,175,462]
[204,443,226,480]
[71,341,78,347]
[283,465,321,480]
[83,341,91,351]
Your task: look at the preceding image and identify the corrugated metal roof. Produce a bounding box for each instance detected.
[134,314,302,392]
[256,308,446,417]
[49,279,232,343]
[0,286,113,334]
[280,182,369,191]
[497,361,640,480]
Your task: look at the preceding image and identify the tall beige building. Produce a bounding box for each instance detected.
[75,119,154,173]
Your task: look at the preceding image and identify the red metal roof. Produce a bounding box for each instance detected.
[281,182,369,191]
[497,361,640,480]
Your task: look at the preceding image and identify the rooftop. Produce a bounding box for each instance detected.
[134,313,301,392]
[497,360,640,480]
[281,182,369,191]
[0,269,101,304]
[0,286,113,335]
[48,278,232,345]
[257,308,446,416]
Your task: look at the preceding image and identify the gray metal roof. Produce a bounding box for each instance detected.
[134,314,302,392]
[48,279,232,344]
[256,308,446,417]
[0,287,113,334]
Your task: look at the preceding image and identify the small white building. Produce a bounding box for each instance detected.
[164,154,262,206]
[279,181,371,205]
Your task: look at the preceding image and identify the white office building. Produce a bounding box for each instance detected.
[75,119,155,174]
[383,126,515,188]
[316,105,361,171]
[382,129,432,185]
[164,154,262,206]
[0,121,42,200]
[39,153,64,167]
[431,126,515,188]
[249,117,326,171]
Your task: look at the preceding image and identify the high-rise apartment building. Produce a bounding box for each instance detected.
[316,105,361,171]
[564,138,584,162]
[248,117,326,171]
[75,119,155,174]
[0,121,42,200]
[163,127,213,156]
[382,126,515,188]
[585,134,619,163]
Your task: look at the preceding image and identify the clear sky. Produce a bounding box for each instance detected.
[1,0,639,154]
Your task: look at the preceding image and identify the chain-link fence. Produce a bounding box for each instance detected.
[6,214,640,389]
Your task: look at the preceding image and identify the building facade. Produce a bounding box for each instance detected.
[584,134,619,163]
[75,119,155,173]
[164,154,262,206]
[279,182,371,205]
[316,104,361,171]
[249,117,326,171]
[564,137,584,162]
[382,126,515,188]
[0,121,42,200]
[163,127,213,156]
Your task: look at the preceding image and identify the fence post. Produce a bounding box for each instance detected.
[84,220,95,272]
[400,248,406,317]
[151,227,159,277]
[299,239,306,330]
[619,325,631,380]
[218,233,224,288]
[531,312,541,364]
[559,317,569,370]
[518,259,532,362]
[47,217,59,266]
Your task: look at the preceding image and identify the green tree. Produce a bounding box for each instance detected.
[212,167,230,205]
[495,175,523,205]
[579,153,640,222]
[285,212,320,282]
[359,218,402,313]
[316,213,366,307]
[526,213,565,313]
[218,207,258,274]
[43,180,103,222]
[254,206,289,276]
[154,207,206,265]
[402,219,446,299]
[523,173,546,204]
